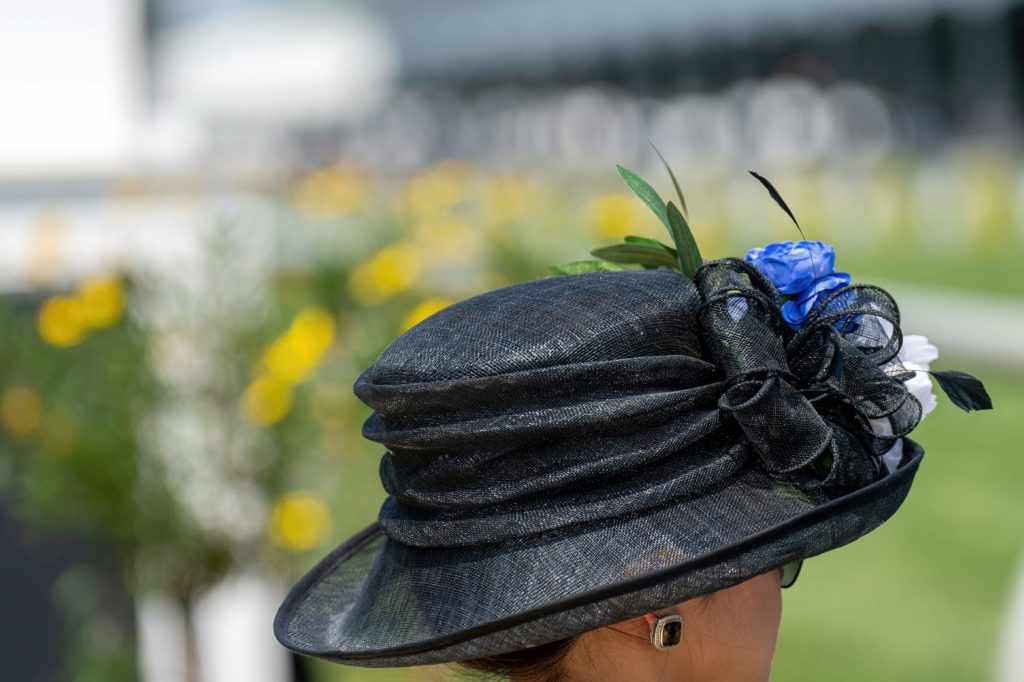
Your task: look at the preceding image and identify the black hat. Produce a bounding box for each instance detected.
[272,254,981,667]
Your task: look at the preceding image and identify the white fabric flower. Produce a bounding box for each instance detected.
[869,334,939,473]
[898,335,939,417]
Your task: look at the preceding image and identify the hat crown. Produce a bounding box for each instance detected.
[354,268,747,548]
[353,261,920,550]
[365,268,706,386]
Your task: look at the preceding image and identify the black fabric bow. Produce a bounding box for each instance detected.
[696,258,921,490]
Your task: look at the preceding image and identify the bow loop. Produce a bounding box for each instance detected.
[694,258,790,381]
[717,373,832,474]
[788,283,903,379]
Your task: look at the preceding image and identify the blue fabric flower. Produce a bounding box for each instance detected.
[745,240,851,330]
[780,272,851,328]
[745,240,836,295]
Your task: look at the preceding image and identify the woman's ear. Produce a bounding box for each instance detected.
[603,612,659,645]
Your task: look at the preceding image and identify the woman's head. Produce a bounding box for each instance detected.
[459,568,786,682]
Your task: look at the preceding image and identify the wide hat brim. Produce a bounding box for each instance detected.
[274,440,923,668]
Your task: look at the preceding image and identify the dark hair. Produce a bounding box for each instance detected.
[457,636,578,681]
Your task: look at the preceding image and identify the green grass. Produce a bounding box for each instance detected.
[773,359,1023,681]
[843,250,1024,300]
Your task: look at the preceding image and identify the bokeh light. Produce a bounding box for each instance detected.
[1,386,42,436]
[269,491,331,553]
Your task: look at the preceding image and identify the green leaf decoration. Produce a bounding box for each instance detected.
[666,201,703,278]
[548,260,629,276]
[616,165,670,232]
[650,140,689,220]
[929,370,993,412]
[748,170,806,239]
[616,166,704,277]
[623,235,677,256]
[591,244,679,270]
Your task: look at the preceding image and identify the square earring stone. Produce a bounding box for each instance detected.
[650,614,683,650]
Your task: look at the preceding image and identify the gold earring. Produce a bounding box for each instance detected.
[649,614,683,650]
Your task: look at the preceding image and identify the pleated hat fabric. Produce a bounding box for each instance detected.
[274,259,925,667]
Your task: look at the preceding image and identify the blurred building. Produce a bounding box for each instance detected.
[3,0,1024,184]
[365,0,1023,161]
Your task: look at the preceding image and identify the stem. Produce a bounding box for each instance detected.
[179,595,200,682]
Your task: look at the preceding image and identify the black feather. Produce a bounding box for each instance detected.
[748,170,805,239]
[929,370,993,412]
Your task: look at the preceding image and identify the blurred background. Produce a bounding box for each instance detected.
[0,0,1022,680]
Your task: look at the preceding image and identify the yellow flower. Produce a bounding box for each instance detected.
[399,163,468,220]
[587,194,655,240]
[37,295,86,347]
[1,386,42,436]
[480,175,530,223]
[289,307,335,354]
[269,491,331,552]
[262,341,302,385]
[291,165,372,219]
[263,307,336,384]
[415,217,479,265]
[348,241,423,306]
[76,276,125,329]
[401,297,454,332]
[240,374,293,426]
